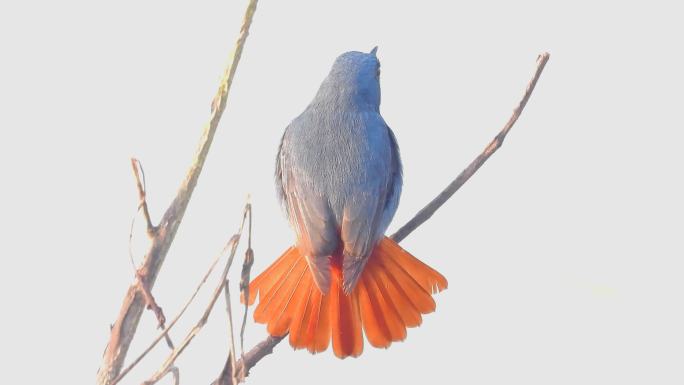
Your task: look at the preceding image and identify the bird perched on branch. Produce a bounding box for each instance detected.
[243,47,447,358]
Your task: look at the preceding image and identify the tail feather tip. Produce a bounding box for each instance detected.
[247,238,447,358]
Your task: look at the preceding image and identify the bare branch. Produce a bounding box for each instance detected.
[223,283,237,384]
[135,270,174,349]
[229,52,551,379]
[111,235,239,385]
[128,206,142,270]
[391,52,550,243]
[131,159,175,349]
[169,367,180,385]
[209,203,254,385]
[131,158,155,234]
[238,203,254,359]
[141,204,251,385]
[234,335,285,381]
[212,352,235,385]
[96,1,260,384]
[143,366,179,385]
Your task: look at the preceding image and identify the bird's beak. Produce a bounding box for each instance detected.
[370,46,378,57]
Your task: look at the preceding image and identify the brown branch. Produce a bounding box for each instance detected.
[111,235,239,385]
[391,52,550,243]
[215,202,254,385]
[141,205,251,385]
[128,159,175,349]
[136,270,174,349]
[222,283,238,385]
[228,52,551,379]
[131,158,155,234]
[205,202,255,385]
[95,1,260,384]
[238,203,254,359]
[212,352,235,385]
[135,274,165,326]
[234,336,285,380]
[143,366,179,385]
[210,241,253,385]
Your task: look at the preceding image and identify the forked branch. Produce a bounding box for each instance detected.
[140,205,251,385]
[96,1,260,384]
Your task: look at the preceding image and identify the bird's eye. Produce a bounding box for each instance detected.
[376,66,381,77]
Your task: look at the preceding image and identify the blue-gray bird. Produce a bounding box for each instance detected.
[244,47,447,359]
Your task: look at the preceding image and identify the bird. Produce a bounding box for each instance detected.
[243,47,447,359]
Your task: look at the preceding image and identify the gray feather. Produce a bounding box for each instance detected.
[275,50,402,294]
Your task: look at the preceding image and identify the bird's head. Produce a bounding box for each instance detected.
[315,47,382,110]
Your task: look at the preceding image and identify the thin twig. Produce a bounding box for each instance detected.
[238,203,254,359]
[223,283,237,384]
[131,158,155,234]
[96,1,260,384]
[237,203,255,382]
[230,52,551,380]
[143,366,179,385]
[136,271,175,349]
[111,235,240,385]
[128,159,151,268]
[391,52,550,243]
[169,367,180,385]
[141,204,251,385]
[130,159,175,348]
[128,206,141,270]
[211,202,254,385]
[234,335,285,380]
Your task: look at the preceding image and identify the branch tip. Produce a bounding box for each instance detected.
[390,52,550,243]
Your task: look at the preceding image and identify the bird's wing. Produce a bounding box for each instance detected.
[277,133,338,293]
[340,187,387,292]
[341,125,402,293]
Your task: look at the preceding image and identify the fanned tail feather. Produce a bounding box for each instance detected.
[243,237,447,358]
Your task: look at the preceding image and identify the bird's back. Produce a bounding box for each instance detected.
[281,105,395,225]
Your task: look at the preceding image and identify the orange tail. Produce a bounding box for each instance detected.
[244,237,447,358]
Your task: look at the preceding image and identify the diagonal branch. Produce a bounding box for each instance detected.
[111,234,240,385]
[221,284,238,385]
[212,351,236,385]
[238,203,254,359]
[143,366,179,385]
[210,331,283,385]
[129,158,175,349]
[233,335,284,381]
[391,52,550,242]
[96,1,260,384]
[230,52,551,380]
[141,205,251,385]
[135,269,175,350]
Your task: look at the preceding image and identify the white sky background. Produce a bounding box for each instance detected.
[1,0,683,384]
